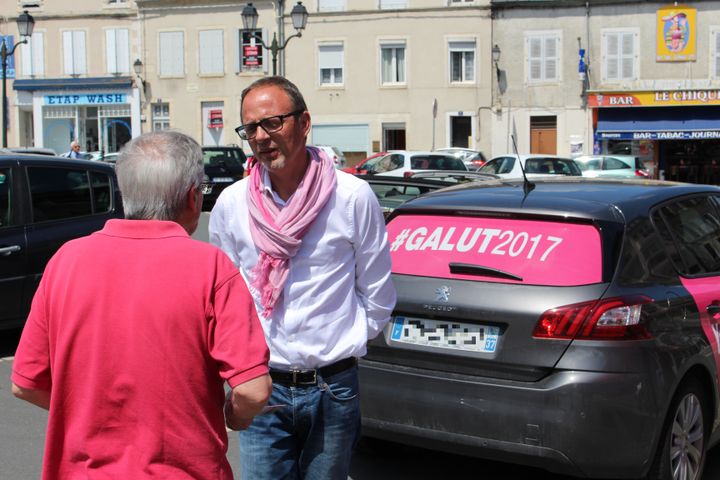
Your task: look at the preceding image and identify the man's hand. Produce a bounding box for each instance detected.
[224,374,272,431]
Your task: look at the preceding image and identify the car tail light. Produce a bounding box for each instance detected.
[635,169,649,177]
[533,296,653,340]
[403,171,415,178]
[471,159,486,168]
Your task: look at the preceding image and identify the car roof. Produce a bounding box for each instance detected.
[491,154,575,161]
[0,154,116,171]
[391,177,720,224]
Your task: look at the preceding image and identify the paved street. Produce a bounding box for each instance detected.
[2,327,719,479]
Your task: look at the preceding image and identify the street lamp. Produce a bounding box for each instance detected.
[492,44,501,83]
[133,58,146,96]
[2,10,35,147]
[241,1,308,76]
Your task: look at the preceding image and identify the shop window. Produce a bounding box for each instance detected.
[63,30,87,75]
[199,29,224,75]
[526,31,559,83]
[317,0,345,11]
[159,31,184,77]
[152,103,170,131]
[602,29,638,83]
[319,43,343,86]
[20,31,44,77]
[380,41,406,85]
[106,28,129,74]
[449,40,475,83]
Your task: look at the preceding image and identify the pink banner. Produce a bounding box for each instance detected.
[388,215,602,286]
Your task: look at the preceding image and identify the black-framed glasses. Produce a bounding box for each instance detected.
[235,110,303,141]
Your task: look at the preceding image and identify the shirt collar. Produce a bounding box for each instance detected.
[261,168,294,207]
[99,219,190,239]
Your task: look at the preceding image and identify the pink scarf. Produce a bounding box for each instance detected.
[247,146,337,317]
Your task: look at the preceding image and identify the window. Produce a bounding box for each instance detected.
[602,29,638,82]
[152,103,170,131]
[381,41,406,85]
[319,43,343,85]
[199,29,224,75]
[63,30,87,75]
[106,28,129,74]
[654,196,720,275]
[159,31,184,77]
[449,40,475,83]
[0,168,11,228]
[20,31,44,77]
[28,168,101,221]
[239,29,265,72]
[318,0,345,11]
[526,32,560,83]
[380,0,407,9]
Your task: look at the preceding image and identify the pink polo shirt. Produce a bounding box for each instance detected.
[12,219,269,479]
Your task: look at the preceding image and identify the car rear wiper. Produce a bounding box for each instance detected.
[449,262,523,281]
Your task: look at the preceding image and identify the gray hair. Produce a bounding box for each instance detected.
[240,76,307,118]
[115,130,204,221]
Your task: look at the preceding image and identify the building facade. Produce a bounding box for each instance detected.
[4,0,720,181]
[2,0,142,155]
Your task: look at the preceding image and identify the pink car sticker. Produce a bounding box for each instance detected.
[680,277,720,384]
[388,215,602,286]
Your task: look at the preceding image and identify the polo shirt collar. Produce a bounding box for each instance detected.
[100,219,190,239]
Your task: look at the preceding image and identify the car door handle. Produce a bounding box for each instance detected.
[0,245,21,256]
[706,303,720,316]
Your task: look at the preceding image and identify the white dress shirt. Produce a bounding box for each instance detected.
[209,169,396,370]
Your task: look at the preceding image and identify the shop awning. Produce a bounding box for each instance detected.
[13,76,134,91]
[596,106,720,140]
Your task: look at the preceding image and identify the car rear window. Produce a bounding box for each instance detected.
[203,149,244,167]
[388,214,602,286]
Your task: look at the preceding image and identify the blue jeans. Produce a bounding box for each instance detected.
[239,365,361,480]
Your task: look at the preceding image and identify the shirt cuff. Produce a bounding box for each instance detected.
[11,370,51,392]
[226,364,269,389]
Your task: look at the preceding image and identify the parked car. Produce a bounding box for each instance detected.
[360,177,720,479]
[0,154,123,330]
[478,154,583,179]
[574,154,650,179]
[356,150,467,177]
[358,174,461,219]
[314,145,347,169]
[342,152,388,175]
[4,147,57,156]
[435,147,488,171]
[201,145,246,211]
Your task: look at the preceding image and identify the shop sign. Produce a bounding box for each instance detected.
[656,5,696,62]
[589,90,720,108]
[208,109,223,129]
[598,131,720,140]
[44,93,127,105]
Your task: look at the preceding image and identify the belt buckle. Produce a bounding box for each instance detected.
[292,369,317,386]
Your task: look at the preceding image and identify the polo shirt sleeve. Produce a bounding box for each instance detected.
[209,256,269,389]
[351,181,397,340]
[11,280,52,392]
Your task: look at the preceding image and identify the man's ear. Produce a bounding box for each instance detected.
[300,111,311,137]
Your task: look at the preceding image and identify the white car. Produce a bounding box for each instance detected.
[314,145,347,169]
[434,147,488,171]
[478,154,583,179]
[361,150,467,177]
[573,155,649,179]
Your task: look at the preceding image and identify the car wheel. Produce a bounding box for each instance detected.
[647,378,708,480]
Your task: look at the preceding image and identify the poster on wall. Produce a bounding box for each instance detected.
[656,5,696,62]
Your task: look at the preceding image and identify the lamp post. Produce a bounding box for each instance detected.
[133,58,146,96]
[2,10,35,147]
[241,1,308,76]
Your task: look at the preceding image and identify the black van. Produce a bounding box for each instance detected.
[0,154,123,330]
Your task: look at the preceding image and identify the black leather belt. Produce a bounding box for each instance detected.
[269,357,357,386]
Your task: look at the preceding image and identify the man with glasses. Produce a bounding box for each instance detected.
[210,76,396,479]
[12,131,272,478]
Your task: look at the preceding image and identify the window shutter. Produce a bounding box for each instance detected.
[73,31,86,74]
[20,33,32,75]
[199,30,223,74]
[621,32,634,80]
[318,0,345,12]
[63,31,74,74]
[319,44,343,70]
[116,29,129,73]
[544,36,557,80]
[33,33,44,75]
[106,29,117,74]
[160,31,184,76]
[605,32,619,81]
[528,37,542,81]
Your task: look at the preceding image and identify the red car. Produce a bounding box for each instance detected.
[342,152,388,175]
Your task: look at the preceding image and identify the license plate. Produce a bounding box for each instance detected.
[389,316,499,353]
[212,177,234,183]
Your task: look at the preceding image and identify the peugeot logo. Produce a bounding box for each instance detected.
[435,286,451,302]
